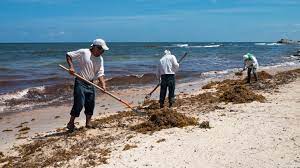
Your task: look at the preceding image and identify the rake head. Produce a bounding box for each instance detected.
[144,93,151,100]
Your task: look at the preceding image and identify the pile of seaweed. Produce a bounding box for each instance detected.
[142,70,300,110]
[142,80,265,111]
[201,71,272,103]
[0,131,113,167]
[142,92,218,111]
[234,70,300,91]
[91,111,138,128]
[251,69,300,90]
[218,85,266,103]
[130,108,198,134]
[202,69,300,103]
[234,71,243,76]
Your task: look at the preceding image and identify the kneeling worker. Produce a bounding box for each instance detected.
[157,50,179,108]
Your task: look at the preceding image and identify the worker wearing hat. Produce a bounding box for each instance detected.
[65,38,109,131]
[243,53,259,83]
[157,50,179,108]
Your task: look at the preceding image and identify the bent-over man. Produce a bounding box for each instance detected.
[66,38,109,131]
[243,53,259,83]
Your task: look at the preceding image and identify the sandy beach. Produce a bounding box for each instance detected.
[1,0,300,167]
[0,66,300,168]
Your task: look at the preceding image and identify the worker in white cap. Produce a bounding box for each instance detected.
[243,53,259,83]
[157,50,179,108]
[65,38,109,131]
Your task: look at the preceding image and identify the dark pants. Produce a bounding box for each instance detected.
[159,74,175,107]
[247,67,258,83]
[70,78,95,117]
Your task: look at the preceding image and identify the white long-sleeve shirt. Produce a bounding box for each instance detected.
[244,55,259,69]
[67,49,104,81]
[157,53,179,78]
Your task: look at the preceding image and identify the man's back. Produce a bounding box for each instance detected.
[158,52,179,76]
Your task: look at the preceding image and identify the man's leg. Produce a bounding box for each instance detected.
[159,75,167,108]
[168,75,175,107]
[247,68,252,83]
[253,68,258,81]
[68,79,85,131]
[84,86,95,128]
[67,116,76,129]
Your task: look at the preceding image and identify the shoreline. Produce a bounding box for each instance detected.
[0,65,300,167]
[1,61,299,115]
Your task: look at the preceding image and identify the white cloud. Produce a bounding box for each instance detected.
[48,31,66,38]
[237,0,300,5]
[9,0,73,4]
[204,7,272,14]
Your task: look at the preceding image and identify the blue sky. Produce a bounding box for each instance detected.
[0,0,299,42]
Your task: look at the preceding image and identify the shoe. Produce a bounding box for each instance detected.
[169,103,173,108]
[160,104,164,108]
[67,123,76,132]
[85,124,95,129]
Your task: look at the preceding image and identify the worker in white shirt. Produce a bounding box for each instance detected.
[157,50,179,108]
[65,38,109,132]
[243,53,259,83]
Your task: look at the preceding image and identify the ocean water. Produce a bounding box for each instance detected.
[0,42,299,113]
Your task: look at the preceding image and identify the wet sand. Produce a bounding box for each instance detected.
[0,66,300,167]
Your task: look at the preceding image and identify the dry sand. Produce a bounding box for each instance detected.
[0,67,299,168]
[100,78,300,168]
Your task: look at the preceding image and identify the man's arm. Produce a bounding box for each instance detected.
[253,56,259,69]
[172,55,179,71]
[98,76,106,91]
[156,62,161,82]
[96,56,106,91]
[242,60,247,71]
[66,54,75,74]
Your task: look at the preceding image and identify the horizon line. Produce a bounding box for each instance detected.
[0,41,282,44]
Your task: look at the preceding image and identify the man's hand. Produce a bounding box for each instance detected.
[69,67,75,75]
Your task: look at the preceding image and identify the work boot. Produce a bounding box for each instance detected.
[160,103,164,108]
[85,115,94,129]
[67,122,75,132]
[67,116,76,132]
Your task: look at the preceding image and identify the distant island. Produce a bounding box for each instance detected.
[277,38,300,44]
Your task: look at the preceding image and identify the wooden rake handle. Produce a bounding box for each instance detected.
[146,52,188,97]
[59,64,134,110]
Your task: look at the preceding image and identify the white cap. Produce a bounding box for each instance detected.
[91,39,109,50]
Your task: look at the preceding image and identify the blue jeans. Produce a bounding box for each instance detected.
[70,78,95,117]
